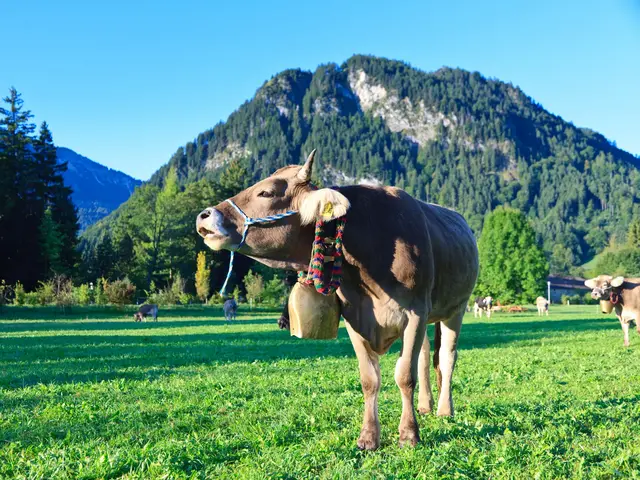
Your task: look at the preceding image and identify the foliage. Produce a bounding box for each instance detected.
[0,89,79,289]
[195,251,210,303]
[73,284,93,306]
[13,282,26,306]
[593,247,640,277]
[103,278,136,305]
[95,278,108,305]
[475,207,549,304]
[147,273,192,306]
[627,218,640,249]
[243,270,264,307]
[262,276,287,306]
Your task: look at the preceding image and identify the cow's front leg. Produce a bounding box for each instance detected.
[395,311,427,447]
[418,328,434,414]
[620,317,630,347]
[345,322,381,451]
[437,308,463,417]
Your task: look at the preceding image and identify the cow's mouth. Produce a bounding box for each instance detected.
[198,226,217,238]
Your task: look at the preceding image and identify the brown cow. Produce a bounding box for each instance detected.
[196,151,479,450]
[585,275,640,347]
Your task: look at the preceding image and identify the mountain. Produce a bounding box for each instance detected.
[84,55,640,275]
[57,147,141,229]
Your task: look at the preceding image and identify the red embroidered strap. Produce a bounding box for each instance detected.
[297,216,346,295]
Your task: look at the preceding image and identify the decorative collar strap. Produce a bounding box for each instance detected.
[219,198,298,296]
[611,291,622,305]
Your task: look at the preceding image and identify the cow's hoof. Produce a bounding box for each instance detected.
[436,406,454,417]
[418,406,433,415]
[398,427,420,447]
[357,430,380,451]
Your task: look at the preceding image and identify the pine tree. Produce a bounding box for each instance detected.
[195,251,211,303]
[627,219,640,249]
[39,208,64,276]
[0,87,37,287]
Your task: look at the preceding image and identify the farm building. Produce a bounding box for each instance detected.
[547,275,590,303]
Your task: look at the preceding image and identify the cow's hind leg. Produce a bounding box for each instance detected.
[437,307,464,417]
[345,322,381,451]
[418,327,434,414]
[395,310,427,447]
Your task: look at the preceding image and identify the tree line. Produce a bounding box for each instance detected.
[0,88,78,291]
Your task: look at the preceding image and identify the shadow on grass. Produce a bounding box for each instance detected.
[0,314,619,389]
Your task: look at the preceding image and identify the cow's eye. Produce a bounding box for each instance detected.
[258,191,275,198]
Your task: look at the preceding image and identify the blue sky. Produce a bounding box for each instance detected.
[3,0,639,180]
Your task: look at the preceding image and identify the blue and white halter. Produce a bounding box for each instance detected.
[219,199,298,296]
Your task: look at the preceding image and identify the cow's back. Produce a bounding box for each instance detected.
[338,185,478,320]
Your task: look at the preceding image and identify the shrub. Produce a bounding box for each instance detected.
[104,278,136,305]
[24,292,40,306]
[14,282,26,305]
[36,280,56,305]
[583,292,598,305]
[243,270,264,308]
[52,275,74,312]
[147,274,192,306]
[95,278,108,305]
[74,284,92,305]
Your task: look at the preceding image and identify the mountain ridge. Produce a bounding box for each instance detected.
[57,147,141,229]
[84,55,640,274]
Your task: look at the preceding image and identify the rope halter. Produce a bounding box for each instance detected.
[218,197,347,298]
[219,199,298,296]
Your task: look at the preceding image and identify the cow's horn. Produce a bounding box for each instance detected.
[297,149,316,182]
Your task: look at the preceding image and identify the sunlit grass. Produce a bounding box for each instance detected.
[1,304,639,479]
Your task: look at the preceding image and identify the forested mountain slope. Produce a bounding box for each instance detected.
[85,55,640,275]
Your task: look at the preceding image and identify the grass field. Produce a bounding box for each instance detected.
[1,305,640,479]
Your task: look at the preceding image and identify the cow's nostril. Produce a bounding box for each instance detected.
[199,209,211,220]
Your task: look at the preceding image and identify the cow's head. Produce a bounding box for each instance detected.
[584,275,624,301]
[196,150,350,268]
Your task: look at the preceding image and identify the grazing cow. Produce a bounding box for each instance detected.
[223,299,238,321]
[536,296,549,316]
[473,296,493,318]
[134,304,158,322]
[196,150,479,450]
[585,275,640,347]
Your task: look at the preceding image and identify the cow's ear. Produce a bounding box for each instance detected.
[611,276,625,287]
[584,278,597,289]
[298,188,350,225]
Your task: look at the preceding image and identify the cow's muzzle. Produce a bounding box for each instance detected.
[196,207,234,251]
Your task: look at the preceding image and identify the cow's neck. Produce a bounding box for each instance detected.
[246,224,317,272]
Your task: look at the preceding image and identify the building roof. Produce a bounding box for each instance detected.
[547,275,589,291]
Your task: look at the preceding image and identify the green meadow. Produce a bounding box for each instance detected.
[1,305,639,479]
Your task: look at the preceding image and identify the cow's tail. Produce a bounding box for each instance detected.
[433,321,442,392]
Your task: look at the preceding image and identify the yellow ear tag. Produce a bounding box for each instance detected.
[321,201,334,220]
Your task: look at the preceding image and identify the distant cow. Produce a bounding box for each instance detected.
[536,296,549,316]
[473,296,493,318]
[585,275,640,347]
[223,299,237,321]
[134,304,158,322]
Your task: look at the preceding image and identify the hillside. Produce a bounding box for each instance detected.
[85,55,640,275]
[58,147,141,229]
